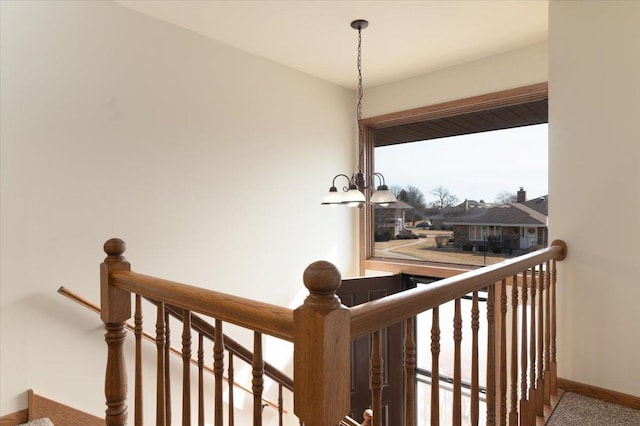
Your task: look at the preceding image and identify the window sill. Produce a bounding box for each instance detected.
[363,258,475,279]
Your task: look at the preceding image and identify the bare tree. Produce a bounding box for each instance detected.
[429,185,459,209]
[397,185,426,208]
[495,190,517,204]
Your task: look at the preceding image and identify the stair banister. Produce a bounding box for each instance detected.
[349,240,567,339]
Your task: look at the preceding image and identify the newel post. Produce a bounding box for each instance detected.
[294,261,350,426]
[100,238,132,426]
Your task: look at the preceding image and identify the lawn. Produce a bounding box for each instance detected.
[374,229,509,267]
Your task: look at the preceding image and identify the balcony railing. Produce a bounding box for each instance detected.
[99,238,566,425]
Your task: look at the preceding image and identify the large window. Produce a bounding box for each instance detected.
[360,84,548,274]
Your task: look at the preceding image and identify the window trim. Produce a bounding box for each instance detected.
[359,82,548,277]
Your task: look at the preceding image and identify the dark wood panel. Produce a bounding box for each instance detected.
[338,275,408,426]
[373,98,548,147]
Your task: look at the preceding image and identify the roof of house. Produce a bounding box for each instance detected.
[443,196,548,227]
[373,200,414,210]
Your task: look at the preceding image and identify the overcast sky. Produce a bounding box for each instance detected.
[375,123,548,205]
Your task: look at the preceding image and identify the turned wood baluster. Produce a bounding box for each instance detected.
[500,279,508,426]
[431,307,440,426]
[550,260,558,396]
[165,311,172,426]
[486,285,496,426]
[453,299,462,426]
[471,292,480,426]
[519,270,529,426]
[181,311,192,426]
[536,264,545,417]
[228,353,235,426]
[278,384,283,426]
[543,261,551,405]
[252,332,265,426]
[529,267,537,424]
[198,333,204,426]
[404,317,416,426]
[156,302,167,426]
[362,409,373,426]
[134,294,143,426]
[371,330,384,426]
[101,238,131,426]
[509,275,518,426]
[214,319,225,426]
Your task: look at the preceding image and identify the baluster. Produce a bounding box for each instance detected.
[404,317,416,426]
[101,238,131,426]
[165,311,171,426]
[371,330,384,426]
[543,261,551,405]
[362,409,373,426]
[529,267,537,424]
[181,310,192,426]
[278,384,283,426]
[156,302,167,426]
[431,307,440,426]
[550,260,558,395]
[486,285,496,426]
[500,279,508,426]
[536,264,545,417]
[509,275,518,426]
[471,292,479,426]
[453,299,462,426]
[519,270,529,426]
[252,331,264,426]
[228,353,235,426]
[213,319,225,426]
[135,294,143,426]
[198,333,204,426]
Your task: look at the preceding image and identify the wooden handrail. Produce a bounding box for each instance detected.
[350,241,566,339]
[110,270,294,342]
[57,286,286,412]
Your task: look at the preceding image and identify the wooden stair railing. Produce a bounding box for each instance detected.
[346,240,567,426]
[100,238,364,426]
[58,287,289,412]
[99,237,566,426]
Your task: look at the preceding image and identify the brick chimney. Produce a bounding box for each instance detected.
[517,187,526,203]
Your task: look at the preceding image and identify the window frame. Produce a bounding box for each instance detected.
[359,82,548,277]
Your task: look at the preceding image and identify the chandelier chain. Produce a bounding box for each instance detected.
[357,25,364,173]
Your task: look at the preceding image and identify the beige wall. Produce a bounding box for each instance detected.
[363,41,548,117]
[0,1,356,420]
[549,0,640,397]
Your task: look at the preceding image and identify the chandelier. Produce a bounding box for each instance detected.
[322,19,397,208]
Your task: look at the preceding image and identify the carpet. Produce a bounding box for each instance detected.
[547,392,640,426]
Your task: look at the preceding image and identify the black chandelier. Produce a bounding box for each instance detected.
[322,19,396,208]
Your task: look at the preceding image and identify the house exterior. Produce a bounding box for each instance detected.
[1,1,639,421]
[374,200,414,241]
[423,199,488,230]
[445,193,549,251]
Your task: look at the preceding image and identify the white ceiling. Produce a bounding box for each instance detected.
[116,0,548,89]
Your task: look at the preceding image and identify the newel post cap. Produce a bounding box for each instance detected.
[104,238,127,262]
[302,260,342,295]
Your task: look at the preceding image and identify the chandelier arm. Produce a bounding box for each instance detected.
[332,173,354,192]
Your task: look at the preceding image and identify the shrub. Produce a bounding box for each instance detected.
[396,230,418,240]
[435,235,449,248]
[462,243,473,252]
[375,229,392,242]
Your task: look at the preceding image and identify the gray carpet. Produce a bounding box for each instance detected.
[547,392,640,426]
